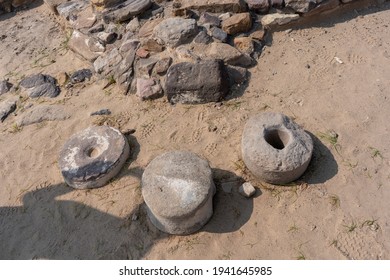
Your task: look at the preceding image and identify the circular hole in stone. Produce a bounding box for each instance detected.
[264,129,290,150]
[86,147,100,158]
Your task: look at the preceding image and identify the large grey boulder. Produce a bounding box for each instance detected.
[165,60,229,104]
[142,151,216,235]
[59,126,130,189]
[153,18,198,47]
[19,74,60,98]
[242,112,313,184]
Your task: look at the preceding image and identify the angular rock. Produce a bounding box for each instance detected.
[285,0,316,13]
[234,36,254,55]
[126,17,140,32]
[103,0,152,23]
[239,182,256,198]
[222,12,252,35]
[136,56,159,76]
[57,72,69,86]
[153,18,198,47]
[193,30,213,44]
[207,42,253,67]
[136,47,149,58]
[43,0,68,14]
[136,78,163,100]
[90,0,121,8]
[303,0,339,17]
[154,57,172,75]
[88,23,105,34]
[211,27,228,42]
[90,109,111,116]
[56,0,89,20]
[198,12,220,27]
[260,13,300,27]
[175,46,200,62]
[114,50,136,93]
[138,18,163,38]
[174,0,246,15]
[250,29,266,41]
[70,69,93,83]
[20,74,55,89]
[226,65,248,84]
[245,0,270,12]
[0,80,12,95]
[72,6,96,30]
[119,39,140,54]
[165,60,229,104]
[142,38,164,53]
[18,105,70,126]
[97,32,118,44]
[68,30,101,62]
[87,37,106,53]
[94,48,122,75]
[0,99,16,122]
[219,12,231,21]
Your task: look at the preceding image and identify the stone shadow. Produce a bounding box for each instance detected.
[203,168,256,234]
[299,132,339,184]
[0,0,43,21]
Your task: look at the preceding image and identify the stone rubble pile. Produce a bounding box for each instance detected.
[22,0,361,104]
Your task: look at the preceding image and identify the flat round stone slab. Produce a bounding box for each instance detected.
[59,126,130,189]
[142,151,216,235]
[242,112,313,185]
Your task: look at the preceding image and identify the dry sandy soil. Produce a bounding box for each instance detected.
[0,1,389,260]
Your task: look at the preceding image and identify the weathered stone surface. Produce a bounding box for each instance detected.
[136,78,163,100]
[194,30,213,44]
[43,0,68,14]
[222,12,252,35]
[250,29,266,41]
[198,12,221,27]
[138,18,163,38]
[207,42,253,67]
[97,32,117,44]
[136,56,159,76]
[154,57,172,75]
[59,126,130,189]
[175,46,200,62]
[90,109,111,116]
[285,0,316,13]
[0,80,12,95]
[70,69,92,83]
[20,74,60,98]
[226,65,248,84]
[88,23,105,34]
[90,0,121,8]
[56,0,89,20]
[245,0,270,12]
[234,36,254,55]
[72,6,96,30]
[304,0,339,17]
[260,13,300,27]
[0,99,16,122]
[142,38,164,52]
[87,37,106,53]
[19,105,70,126]
[119,39,140,54]
[165,60,229,104]
[68,30,101,62]
[153,18,198,47]
[142,150,216,235]
[239,182,256,198]
[94,48,122,75]
[136,47,149,58]
[126,17,140,32]
[174,0,247,15]
[103,0,152,23]
[211,27,228,42]
[219,12,231,21]
[242,112,313,184]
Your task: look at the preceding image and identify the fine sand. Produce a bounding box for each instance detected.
[0,1,389,259]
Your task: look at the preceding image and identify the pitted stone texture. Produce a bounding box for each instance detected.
[174,0,247,14]
[153,18,198,47]
[59,126,130,189]
[242,112,313,185]
[222,12,252,35]
[142,151,216,235]
[103,0,152,23]
[285,0,316,13]
[260,13,300,27]
[165,60,229,104]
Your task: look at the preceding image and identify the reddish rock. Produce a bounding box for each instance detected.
[136,78,163,100]
[136,48,150,58]
[234,37,254,55]
[222,13,252,35]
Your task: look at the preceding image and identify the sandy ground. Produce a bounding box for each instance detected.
[0,1,389,260]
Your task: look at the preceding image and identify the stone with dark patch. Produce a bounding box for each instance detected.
[0,99,16,122]
[103,0,152,23]
[70,69,93,83]
[0,80,12,95]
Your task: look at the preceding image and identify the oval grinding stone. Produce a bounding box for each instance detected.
[242,112,313,185]
[59,126,130,189]
[142,151,216,235]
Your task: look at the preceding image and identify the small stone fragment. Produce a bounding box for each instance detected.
[285,0,316,13]
[72,5,96,30]
[260,13,300,27]
[207,42,253,67]
[136,78,163,100]
[68,30,100,62]
[70,69,93,83]
[142,38,164,53]
[57,72,69,86]
[97,32,118,44]
[244,0,270,12]
[211,27,228,42]
[0,99,16,122]
[219,12,231,21]
[126,17,140,32]
[239,182,256,198]
[103,0,153,23]
[138,18,163,38]
[0,80,12,95]
[90,109,111,116]
[198,12,220,27]
[136,48,150,58]
[88,23,105,34]
[154,57,172,75]
[226,65,248,84]
[234,36,254,55]
[193,30,213,44]
[222,12,252,35]
[87,37,106,53]
[250,29,266,41]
